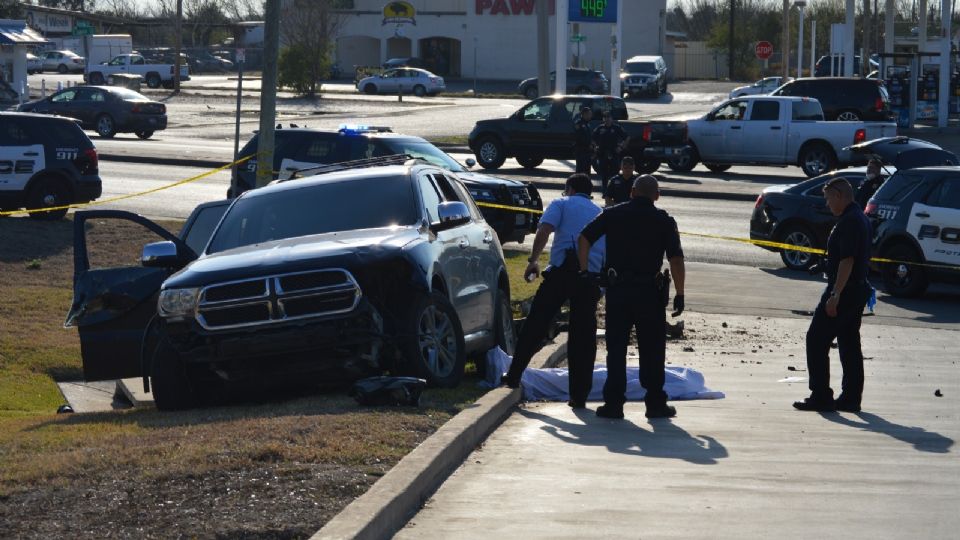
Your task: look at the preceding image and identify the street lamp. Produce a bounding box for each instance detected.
[794,0,807,78]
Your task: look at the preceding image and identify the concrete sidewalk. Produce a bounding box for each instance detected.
[395,313,959,539]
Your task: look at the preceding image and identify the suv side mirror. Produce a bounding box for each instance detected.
[142,241,188,268]
[432,201,471,231]
[465,158,476,168]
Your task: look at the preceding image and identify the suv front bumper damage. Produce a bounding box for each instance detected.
[164,298,387,382]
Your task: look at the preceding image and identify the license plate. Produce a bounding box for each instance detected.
[515,214,526,225]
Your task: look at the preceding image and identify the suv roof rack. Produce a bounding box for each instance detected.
[281,153,418,181]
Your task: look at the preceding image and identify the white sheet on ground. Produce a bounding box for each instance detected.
[478,347,725,401]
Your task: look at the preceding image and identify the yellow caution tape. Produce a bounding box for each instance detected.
[0,155,252,218]
[475,201,545,215]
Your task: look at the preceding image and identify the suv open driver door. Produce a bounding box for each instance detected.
[65,201,230,381]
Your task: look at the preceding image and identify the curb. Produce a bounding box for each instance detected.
[99,152,230,169]
[312,339,568,540]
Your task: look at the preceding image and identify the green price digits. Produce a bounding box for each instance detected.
[580,0,608,17]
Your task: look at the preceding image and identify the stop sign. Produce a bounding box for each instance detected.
[755,41,773,60]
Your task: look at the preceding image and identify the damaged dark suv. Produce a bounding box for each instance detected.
[66,160,516,410]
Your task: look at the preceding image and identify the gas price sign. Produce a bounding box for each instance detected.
[569,0,618,23]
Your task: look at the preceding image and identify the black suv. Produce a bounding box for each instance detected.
[0,112,100,219]
[517,68,610,99]
[865,166,960,297]
[231,125,542,244]
[66,160,516,410]
[771,77,893,121]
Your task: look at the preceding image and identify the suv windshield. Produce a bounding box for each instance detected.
[382,139,466,172]
[208,176,419,253]
[625,62,656,73]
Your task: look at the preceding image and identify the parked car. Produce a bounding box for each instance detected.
[468,95,688,174]
[190,50,234,72]
[18,86,167,139]
[844,136,958,169]
[728,76,791,98]
[750,166,892,270]
[356,67,445,97]
[866,166,960,296]
[750,136,957,271]
[38,50,86,74]
[517,68,610,99]
[230,124,542,244]
[770,77,893,121]
[0,112,101,219]
[26,52,43,74]
[66,161,516,410]
[620,55,668,98]
[383,57,426,69]
[670,96,897,177]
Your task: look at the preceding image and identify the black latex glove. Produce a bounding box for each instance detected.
[671,294,685,317]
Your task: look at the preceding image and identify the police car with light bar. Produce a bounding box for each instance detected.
[230,124,542,244]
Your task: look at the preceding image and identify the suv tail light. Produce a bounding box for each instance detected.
[853,128,866,144]
[642,125,652,142]
[864,201,878,216]
[131,103,141,113]
[874,96,884,112]
[76,147,98,175]
[754,194,764,208]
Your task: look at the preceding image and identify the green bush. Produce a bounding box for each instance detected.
[278,45,333,97]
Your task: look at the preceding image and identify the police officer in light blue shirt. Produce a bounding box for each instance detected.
[503,174,606,410]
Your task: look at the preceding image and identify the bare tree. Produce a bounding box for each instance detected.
[278,0,346,96]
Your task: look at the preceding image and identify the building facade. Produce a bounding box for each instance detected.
[333,0,667,80]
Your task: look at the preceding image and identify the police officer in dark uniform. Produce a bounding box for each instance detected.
[603,156,637,206]
[592,111,630,194]
[794,177,872,412]
[855,158,884,209]
[573,106,594,175]
[577,175,686,420]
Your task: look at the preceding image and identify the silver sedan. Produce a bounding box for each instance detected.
[357,68,446,97]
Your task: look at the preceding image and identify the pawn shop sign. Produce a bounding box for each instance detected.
[755,41,773,60]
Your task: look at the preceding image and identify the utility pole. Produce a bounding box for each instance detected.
[783,0,790,78]
[536,0,549,97]
[256,0,281,188]
[174,0,182,93]
[729,0,735,79]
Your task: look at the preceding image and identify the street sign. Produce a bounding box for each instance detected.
[571,34,587,43]
[755,41,773,60]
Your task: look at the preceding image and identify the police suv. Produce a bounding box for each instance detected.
[0,112,101,219]
[866,166,960,296]
[231,124,542,244]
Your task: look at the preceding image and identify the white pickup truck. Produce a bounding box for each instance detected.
[85,53,190,89]
[669,96,898,177]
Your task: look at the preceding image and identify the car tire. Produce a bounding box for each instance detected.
[524,85,538,99]
[89,72,105,85]
[494,287,517,357]
[363,83,378,94]
[146,73,162,89]
[835,110,862,121]
[135,130,154,140]
[635,158,661,174]
[705,163,732,173]
[799,142,837,177]
[880,244,928,297]
[516,155,544,169]
[476,136,507,169]
[413,84,426,97]
[26,175,70,220]
[57,64,68,74]
[667,146,699,172]
[778,224,819,271]
[151,336,197,411]
[96,114,117,138]
[400,291,466,388]
[662,80,668,94]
